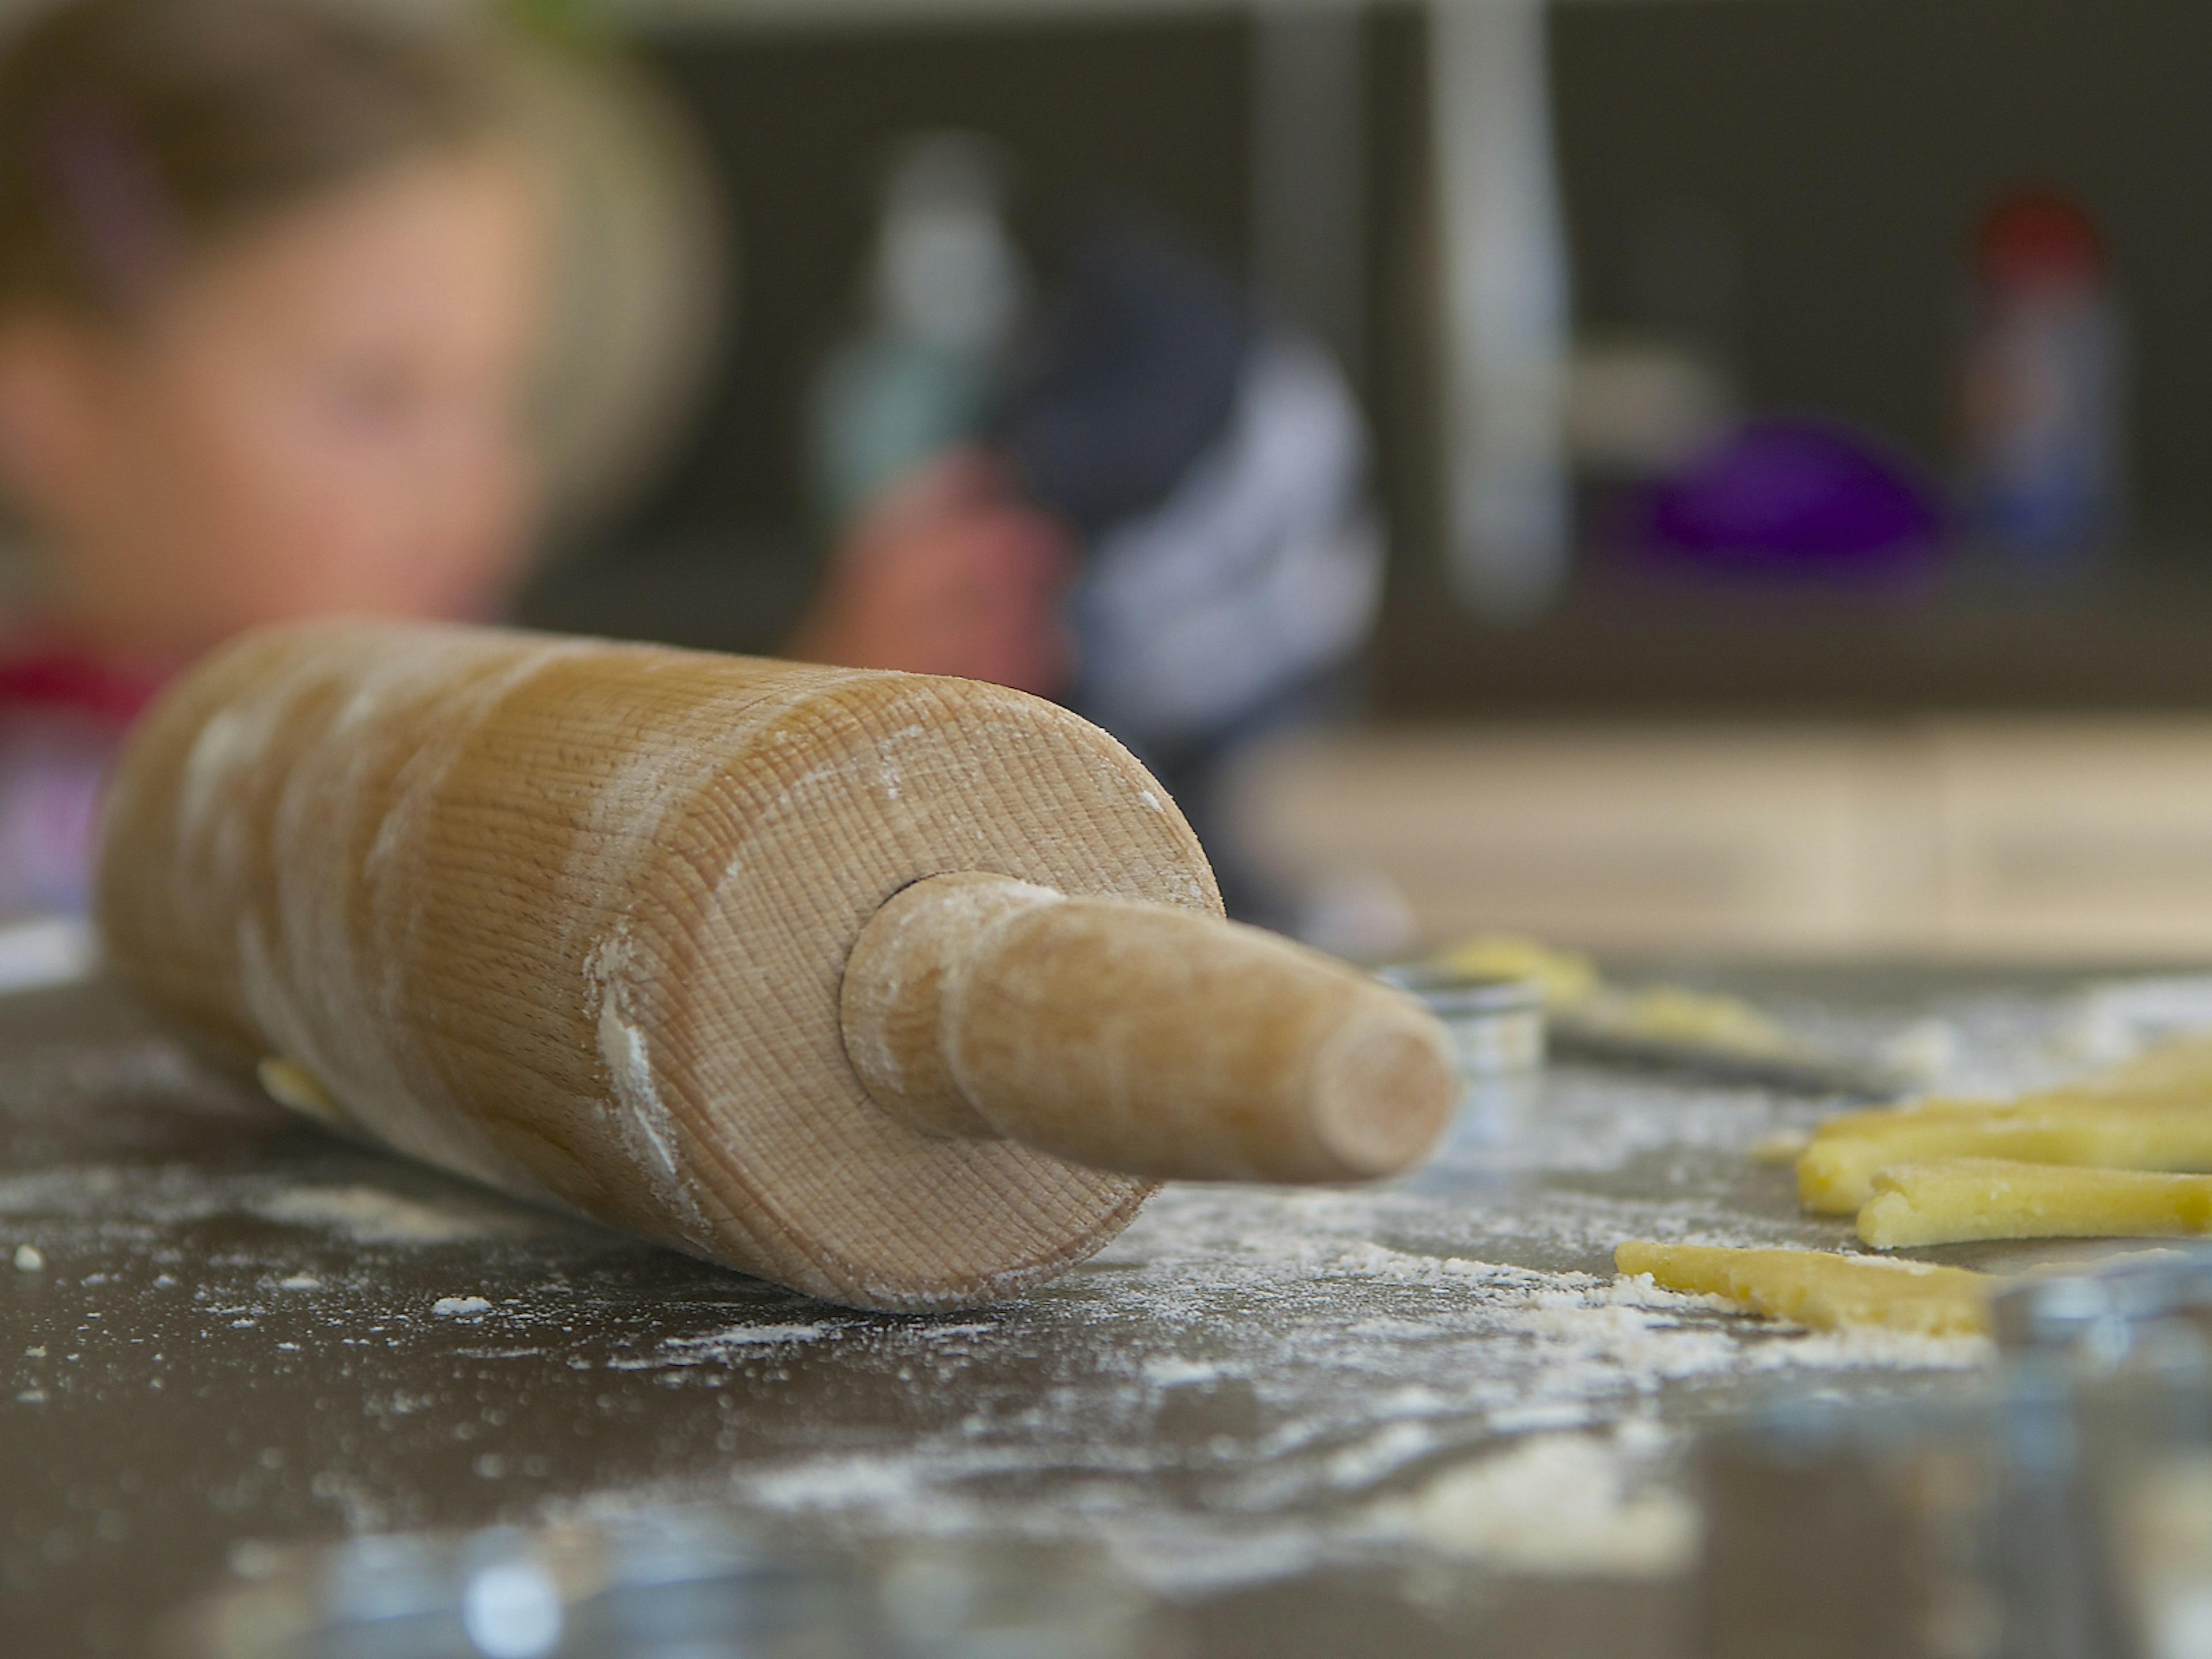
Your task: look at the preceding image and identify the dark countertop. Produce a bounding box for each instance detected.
[0,963,2152,1658]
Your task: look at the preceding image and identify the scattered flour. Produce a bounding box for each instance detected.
[1747,1325,1993,1371]
[430,1296,493,1317]
[251,1185,537,1245]
[696,1218,1989,1597]
[668,1323,832,1350]
[1142,1357,1225,1388]
[0,1164,543,1247]
[582,926,710,1248]
[747,1456,930,1514]
[2066,975,2212,1069]
[607,1324,838,1370]
[1366,1430,1698,1579]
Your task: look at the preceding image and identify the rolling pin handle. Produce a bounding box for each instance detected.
[840,873,1457,1184]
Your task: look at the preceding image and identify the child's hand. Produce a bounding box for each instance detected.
[786,448,1075,698]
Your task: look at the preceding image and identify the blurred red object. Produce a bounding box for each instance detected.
[1974,191,2105,293]
[1961,188,2123,563]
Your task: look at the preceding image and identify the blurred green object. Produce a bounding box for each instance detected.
[494,0,608,51]
[805,134,1025,533]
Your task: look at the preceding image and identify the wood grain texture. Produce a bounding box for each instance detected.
[96,620,1225,1310]
[843,873,1456,1181]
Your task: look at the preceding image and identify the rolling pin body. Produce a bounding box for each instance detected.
[98,622,1452,1309]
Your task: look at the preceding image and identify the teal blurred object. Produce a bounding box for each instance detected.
[806,134,1025,532]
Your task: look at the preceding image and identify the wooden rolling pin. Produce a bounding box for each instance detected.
[96,622,1455,1310]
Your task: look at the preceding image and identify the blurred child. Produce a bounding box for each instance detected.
[0,0,1069,918]
[0,0,540,914]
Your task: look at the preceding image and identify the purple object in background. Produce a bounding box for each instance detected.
[1627,416,1945,579]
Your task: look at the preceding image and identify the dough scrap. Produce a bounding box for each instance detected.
[2096,1034,2212,1091]
[1613,1240,1990,1335]
[1432,933,1799,1057]
[257,1055,352,1129]
[1430,933,1601,1006]
[1796,1033,2212,1213]
[1798,1094,2212,1213]
[1858,1158,2212,1250]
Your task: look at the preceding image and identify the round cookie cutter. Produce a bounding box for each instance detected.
[1375,965,1546,1143]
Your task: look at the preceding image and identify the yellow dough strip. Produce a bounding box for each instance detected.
[1613,1240,1991,1335]
[1857,1158,2212,1249]
[1797,1096,2212,1213]
[2092,1035,2212,1091]
[1794,1028,2212,1214]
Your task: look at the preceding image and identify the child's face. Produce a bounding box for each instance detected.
[0,149,546,658]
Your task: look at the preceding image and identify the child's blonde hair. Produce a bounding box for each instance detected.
[0,0,493,316]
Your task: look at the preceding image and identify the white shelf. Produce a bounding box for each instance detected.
[1231,719,2212,960]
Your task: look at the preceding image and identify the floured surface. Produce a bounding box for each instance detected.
[0,966,2186,1657]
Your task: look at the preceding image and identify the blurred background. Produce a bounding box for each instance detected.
[314,0,2212,963]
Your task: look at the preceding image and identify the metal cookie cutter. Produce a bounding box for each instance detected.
[1374,965,1546,1144]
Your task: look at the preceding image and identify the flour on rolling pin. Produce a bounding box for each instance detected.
[97,622,1455,1310]
[583,923,707,1244]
